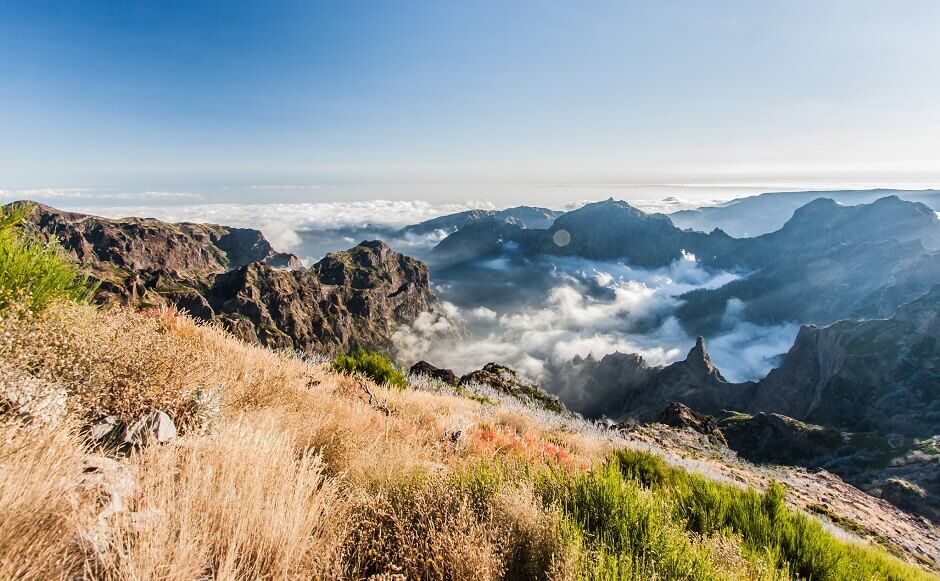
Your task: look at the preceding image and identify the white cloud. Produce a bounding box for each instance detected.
[392,253,793,386]
[48,199,497,252]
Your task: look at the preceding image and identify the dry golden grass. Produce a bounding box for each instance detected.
[0,420,94,580]
[1,302,933,580]
[100,415,346,580]
[0,303,592,579]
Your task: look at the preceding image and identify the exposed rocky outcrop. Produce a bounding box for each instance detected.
[459,362,567,414]
[204,241,432,353]
[657,402,726,446]
[410,360,567,413]
[555,337,755,421]
[409,361,460,386]
[88,410,178,450]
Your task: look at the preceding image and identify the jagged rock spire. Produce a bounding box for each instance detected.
[684,336,726,381]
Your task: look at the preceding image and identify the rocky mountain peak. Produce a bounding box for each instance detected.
[205,241,433,353]
[680,336,725,381]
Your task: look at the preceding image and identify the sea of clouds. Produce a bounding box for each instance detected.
[393,251,800,391]
[19,189,723,255]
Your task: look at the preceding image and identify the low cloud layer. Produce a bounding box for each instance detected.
[45,199,497,259]
[394,252,799,398]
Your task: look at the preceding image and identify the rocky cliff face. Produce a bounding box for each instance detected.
[203,241,432,353]
[14,203,433,354]
[750,286,940,437]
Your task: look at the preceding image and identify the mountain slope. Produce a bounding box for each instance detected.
[205,241,432,353]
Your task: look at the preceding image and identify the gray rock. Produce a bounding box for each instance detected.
[0,362,67,424]
[79,454,136,518]
[120,410,177,447]
[89,415,120,442]
[75,454,137,568]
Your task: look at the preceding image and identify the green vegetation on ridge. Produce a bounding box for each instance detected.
[0,203,95,313]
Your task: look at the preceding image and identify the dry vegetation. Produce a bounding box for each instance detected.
[1,300,936,580]
[0,302,607,579]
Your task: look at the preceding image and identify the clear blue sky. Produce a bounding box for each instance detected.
[2,1,940,205]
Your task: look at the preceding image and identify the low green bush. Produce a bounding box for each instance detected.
[443,450,935,579]
[0,203,95,312]
[610,449,933,581]
[332,348,408,389]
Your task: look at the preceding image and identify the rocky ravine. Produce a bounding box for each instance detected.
[16,202,433,354]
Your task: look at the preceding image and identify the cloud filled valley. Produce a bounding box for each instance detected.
[393,250,801,405]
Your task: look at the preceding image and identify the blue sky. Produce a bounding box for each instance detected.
[2,1,940,206]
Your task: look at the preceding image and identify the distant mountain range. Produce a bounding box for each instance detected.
[430,195,940,332]
[670,188,940,237]
[558,288,940,522]
[399,205,562,236]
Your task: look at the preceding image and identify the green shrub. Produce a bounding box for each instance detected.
[0,203,95,312]
[611,449,934,581]
[332,348,407,389]
[417,452,935,579]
